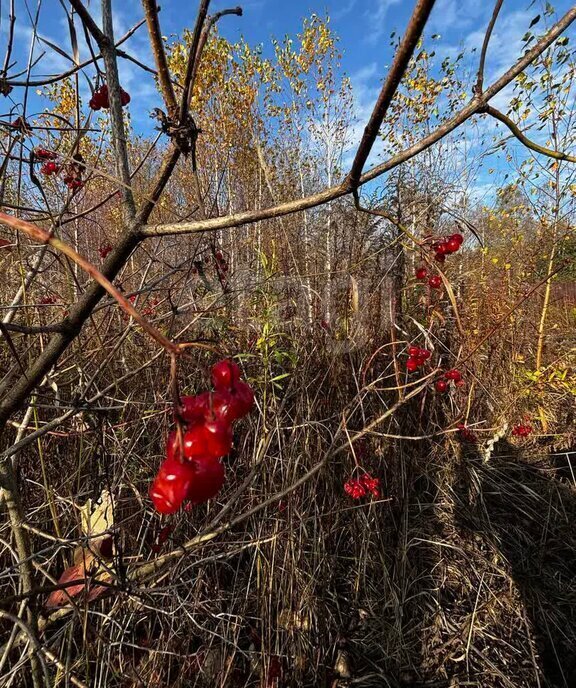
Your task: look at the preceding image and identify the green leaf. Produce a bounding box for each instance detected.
[529,14,540,28]
[270,373,291,382]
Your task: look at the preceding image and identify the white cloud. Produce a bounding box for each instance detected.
[365,0,403,45]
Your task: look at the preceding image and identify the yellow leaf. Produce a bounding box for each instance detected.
[79,489,114,541]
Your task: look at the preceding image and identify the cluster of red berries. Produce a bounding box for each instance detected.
[415,267,443,290]
[99,243,113,259]
[431,233,464,263]
[406,345,431,372]
[512,423,532,437]
[344,473,380,500]
[36,149,84,190]
[34,148,57,160]
[457,423,477,443]
[89,84,130,110]
[63,176,83,190]
[415,232,464,289]
[215,250,229,279]
[39,295,58,305]
[150,360,255,514]
[40,161,59,176]
[63,156,85,190]
[142,297,159,317]
[435,368,463,393]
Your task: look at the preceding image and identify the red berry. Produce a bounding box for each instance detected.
[211,359,242,391]
[436,242,449,255]
[39,295,57,305]
[99,243,112,259]
[150,453,195,514]
[120,89,131,106]
[344,478,366,500]
[181,424,210,459]
[429,275,442,289]
[180,392,211,424]
[408,346,421,357]
[418,349,431,360]
[40,161,59,175]
[208,390,236,424]
[450,233,464,245]
[227,379,255,419]
[359,473,380,497]
[415,267,427,280]
[446,238,460,253]
[406,357,419,372]
[512,423,532,437]
[444,369,462,382]
[186,456,225,504]
[435,253,446,263]
[182,420,232,461]
[457,424,477,443]
[435,379,448,393]
[203,418,233,459]
[35,148,57,160]
[215,251,223,261]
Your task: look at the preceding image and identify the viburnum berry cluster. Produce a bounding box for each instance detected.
[99,243,113,259]
[35,149,85,190]
[435,368,463,393]
[63,155,85,190]
[89,84,130,110]
[415,267,443,290]
[150,359,255,515]
[512,423,533,437]
[39,295,58,305]
[34,148,57,160]
[415,232,464,289]
[344,473,380,500]
[215,250,229,280]
[457,423,477,443]
[40,161,59,176]
[406,345,431,372]
[432,233,464,263]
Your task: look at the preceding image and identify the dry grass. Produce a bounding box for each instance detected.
[1,286,575,687]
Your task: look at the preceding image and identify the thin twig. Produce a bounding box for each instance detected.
[480,104,576,162]
[475,0,504,94]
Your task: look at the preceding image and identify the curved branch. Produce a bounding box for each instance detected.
[480,104,576,162]
[0,212,179,354]
[141,4,576,238]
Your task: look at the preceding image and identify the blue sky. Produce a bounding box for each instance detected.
[1,0,575,201]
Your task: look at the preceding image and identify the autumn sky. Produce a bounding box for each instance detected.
[1,0,575,201]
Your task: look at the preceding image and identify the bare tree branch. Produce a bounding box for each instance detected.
[141,5,576,238]
[142,0,178,116]
[480,103,576,162]
[475,0,504,94]
[346,0,436,189]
